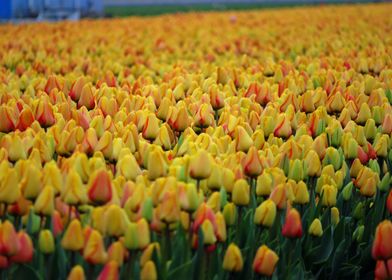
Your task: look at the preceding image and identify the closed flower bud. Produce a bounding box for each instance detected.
[78,84,95,110]
[142,114,160,141]
[20,164,43,200]
[223,243,243,272]
[39,230,55,254]
[353,225,364,243]
[10,231,33,263]
[159,190,181,224]
[253,245,279,276]
[342,182,353,201]
[372,220,392,260]
[95,131,113,160]
[364,119,377,141]
[35,98,55,128]
[97,260,119,280]
[254,199,276,227]
[274,114,292,138]
[34,185,55,216]
[189,149,212,180]
[293,181,309,205]
[194,103,214,128]
[0,221,20,256]
[107,241,125,266]
[62,169,87,206]
[215,212,227,242]
[282,208,303,238]
[141,260,157,280]
[0,168,20,205]
[308,218,323,237]
[103,205,129,237]
[87,169,113,205]
[222,202,237,226]
[67,265,85,280]
[232,179,250,206]
[235,126,253,152]
[269,183,287,210]
[125,218,150,250]
[83,230,107,264]
[331,207,340,226]
[304,150,321,177]
[321,184,337,207]
[243,146,262,178]
[288,159,304,182]
[147,148,167,181]
[61,219,84,251]
[201,219,217,245]
[256,172,273,197]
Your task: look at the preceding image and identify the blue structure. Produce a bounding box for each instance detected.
[0,0,104,20]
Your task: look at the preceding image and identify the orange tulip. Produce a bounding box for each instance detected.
[10,231,33,263]
[253,245,279,276]
[282,207,303,238]
[372,220,392,260]
[0,221,21,256]
[97,261,119,280]
[87,169,113,205]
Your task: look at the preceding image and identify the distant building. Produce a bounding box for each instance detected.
[0,0,104,20]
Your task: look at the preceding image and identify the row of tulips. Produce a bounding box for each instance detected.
[1,3,392,280]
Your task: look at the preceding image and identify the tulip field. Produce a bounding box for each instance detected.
[1,3,392,280]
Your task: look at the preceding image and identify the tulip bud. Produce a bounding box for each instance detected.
[141,260,157,280]
[95,131,113,160]
[10,231,33,263]
[331,207,340,226]
[235,126,253,152]
[97,260,119,280]
[201,219,217,245]
[142,197,154,222]
[140,243,160,267]
[34,185,55,216]
[194,103,214,128]
[293,181,309,205]
[116,154,141,181]
[0,168,20,205]
[67,265,85,280]
[159,190,181,224]
[62,169,87,206]
[274,114,292,138]
[308,218,323,237]
[269,183,287,210]
[243,146,262,178]
[320,183,336,206]
[189,149,212,180]
[256,172,273,197]
[108,241,125,266]
[375,259,392,280]
[61,219,84,251]
[103,205,129,237]
[124,218,150,250]
[342,182,353,201]
[223,243,243,272]
[83,230,107,264]
[87,170,113,205]
[39,230,55,254]
[282,208,303,238]
[304,150,321,177]
[288,159,304,183]
[352,225,364,243]
[345,137,358,159]
[232,179,250,206]
[253,245,279,276]
[222,202,237,226]
[142,114,160,141]
[254,199,276,227]
[372,220,392,260]
[0,221,20,256]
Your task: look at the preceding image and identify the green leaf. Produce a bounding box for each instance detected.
[167,260,193,279]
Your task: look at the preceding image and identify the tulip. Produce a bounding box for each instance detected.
[67,265,85,280]
[78,83,95,110]
[375,259,392,280]
[274,114,292,138]
[207,164,223,191]
[0,168,21,205]
[282,207,303,238]
[189,149,212,180]
[304,150,321,177]
[331,207,340,226]
[288,159,304,182]
[69,76,86,101]
[353,225,364,243]
[254,199,276,227]
[124,218,150,250]
[269,183,287,210]
[243,146,262,178]
[97,260,119,280]
[87,169,112,205]
[256,172,273,197]
[235,126,253,152]
[35,98,55,128]
[207,192,221,212]
[141,260,158,280]
[7,135,27,162]
[222,202,237,226]
[321,185,337,207]
[253,245,279,276]
[103,205,129,237]
[83,230,107,264]
[194,103,214,128]
[61,219,84,251]
[34,185,55,216]
[10,231,33,263]
[372,220,392,260]
[0,106,15,133]
[223,243,243,272]
[108,241,125,266]
[17,108,35,131]
[20,164,43,200]
[39,229,55,254]
[179,183,199,213]
[0,221,20,256]
[201,219,217,245]
[147,148,167,180]
[95,131,113,160]
[62,169,87,206]
[232,179,250,206]
[215,212,227,242]
[142,114,160,141]
[140,243,160,267]
[159,190,181,224]
[308,218,323,237]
